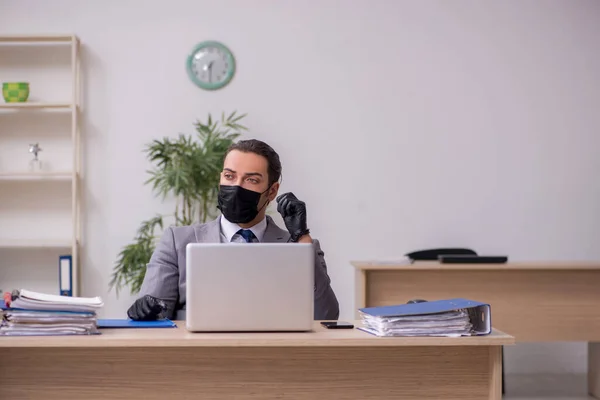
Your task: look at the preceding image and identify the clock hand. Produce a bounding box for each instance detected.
[207,61,214,83]
[202,62,215,83]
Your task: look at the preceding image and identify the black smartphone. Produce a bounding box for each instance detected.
[320,321,354,329]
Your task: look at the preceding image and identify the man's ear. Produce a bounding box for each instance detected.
[268,182,280,201]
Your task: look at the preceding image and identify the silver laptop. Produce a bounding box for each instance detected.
[185,243,314,332]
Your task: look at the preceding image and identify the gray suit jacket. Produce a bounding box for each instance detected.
[137,215,340,321]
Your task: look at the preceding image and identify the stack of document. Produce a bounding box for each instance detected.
[358,298,491,337]
[0,289,104,336]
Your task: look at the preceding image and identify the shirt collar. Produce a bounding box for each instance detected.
[219,215,268,242]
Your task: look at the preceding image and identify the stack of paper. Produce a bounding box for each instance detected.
[358,298,491,337]
[0,289,104,336]
[360,309,473,337]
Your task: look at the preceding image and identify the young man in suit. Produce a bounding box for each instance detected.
[127,139,340,321]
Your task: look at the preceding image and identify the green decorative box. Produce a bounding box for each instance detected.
[2,82,30,103]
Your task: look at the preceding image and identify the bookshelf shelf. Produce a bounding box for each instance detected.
[0,34,77,44]
[0,103,73,110]
[0,239,73,249]
[0,172,73,182]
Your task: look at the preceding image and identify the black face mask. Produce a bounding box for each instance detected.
[217,185,269,224]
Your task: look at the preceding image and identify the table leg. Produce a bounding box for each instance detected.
[502,346,505,394]
[354,268,366,319]
[489,346,503,400]
[589,342,600,398]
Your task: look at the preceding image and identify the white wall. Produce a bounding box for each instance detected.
[1,0,599,376]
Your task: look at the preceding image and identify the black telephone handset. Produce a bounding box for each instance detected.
[405,248,477,262]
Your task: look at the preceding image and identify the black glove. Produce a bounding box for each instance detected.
[276,192,310,242]
[127,295,167,321]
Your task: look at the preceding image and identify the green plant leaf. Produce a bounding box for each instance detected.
[111,112,247,296]
[109,214,164,295]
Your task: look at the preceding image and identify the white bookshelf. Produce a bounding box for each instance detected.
[0,34,81,295]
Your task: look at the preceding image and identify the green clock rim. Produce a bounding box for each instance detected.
[186,40,236,91]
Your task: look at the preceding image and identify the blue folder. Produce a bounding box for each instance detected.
[359,298,491,335]
[97,319,177,329]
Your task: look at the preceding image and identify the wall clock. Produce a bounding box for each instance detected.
[186,41,236,90]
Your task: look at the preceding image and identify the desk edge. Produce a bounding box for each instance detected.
[351,261,600,271]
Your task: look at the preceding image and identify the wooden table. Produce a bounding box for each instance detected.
[352,261,600,397]
[0,321,513,400]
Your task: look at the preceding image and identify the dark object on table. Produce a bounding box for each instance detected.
[439,255,508,264]
[321,321,354,329]
[406,299,428,304]
[405,248,477,262]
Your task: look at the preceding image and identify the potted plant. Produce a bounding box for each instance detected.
[109,111,247,295]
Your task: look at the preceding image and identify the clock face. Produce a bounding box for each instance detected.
[186,41,235,90]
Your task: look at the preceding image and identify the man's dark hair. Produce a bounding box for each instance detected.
[225,139,282,186]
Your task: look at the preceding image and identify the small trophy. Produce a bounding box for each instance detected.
[28,143,43,171]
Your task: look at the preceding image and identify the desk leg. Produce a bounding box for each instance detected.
[354,268,366,319]
[589,342,600,398]
[489,346,502,400]
[502,346,505,394]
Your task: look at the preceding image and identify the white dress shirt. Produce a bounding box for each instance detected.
[219,215,268,243]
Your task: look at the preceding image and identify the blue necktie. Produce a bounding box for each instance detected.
[237,229,256,243]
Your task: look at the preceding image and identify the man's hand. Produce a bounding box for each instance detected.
[276,192,310,242]
[127,295,167,321]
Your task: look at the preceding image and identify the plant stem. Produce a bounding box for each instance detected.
[186,196,193,224]
[202,194,209,223]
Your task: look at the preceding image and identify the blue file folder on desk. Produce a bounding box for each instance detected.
[358,298,491,337]
[97,319,177,328]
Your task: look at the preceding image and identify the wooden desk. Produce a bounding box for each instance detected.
[352,261,600,397]
[0,322,513,400]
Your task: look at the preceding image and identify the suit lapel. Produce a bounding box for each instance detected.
[194,215,289,243]
[262,216,290,243]
[193,217,221,243]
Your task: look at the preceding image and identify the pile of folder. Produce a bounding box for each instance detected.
[358,298,491,337]
[0,289,104,336]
